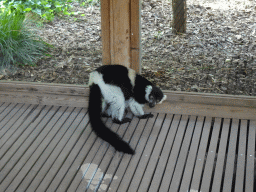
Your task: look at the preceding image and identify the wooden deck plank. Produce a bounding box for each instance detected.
[158,115,189,192]
[26,107,87,192]
[91,115,141,192]
[0,103,11,115]
[72,113,132,192]
[178,116,205,192]
[189,116,212,191]
[0,103,24,128]
[3,106,69,191]
[211,118,231,192]
[46,109,92,192]
[0,90,255,192]
[168,116,197,192]
[86,113,140,192]
[95,115,152,192]
[136,114,173,192]
[0,105,61,189]
[200,118,222,192]
[0,104,31,145]
[77,113,138,192]
[235,120,247,192]
[0,105,53,182]
[0,102,5,110]
[0,103,18,122]
[106,113,158,191]
[246,120,255,192]
[0,105,44,152]
[6,107,76,191]
[116,113,165,192]
[148,114,181,192]
[222,119,239,192]
[66,117,114,192]
[55,117,109,192]
[29,108,86,192]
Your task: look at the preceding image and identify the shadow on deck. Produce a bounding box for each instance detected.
[0,102,255,192]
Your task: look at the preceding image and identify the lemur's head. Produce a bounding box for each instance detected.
[145,85,167,108]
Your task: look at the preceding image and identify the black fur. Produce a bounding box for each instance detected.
[88,83,135,154]
[96,65,154,104]
[88,65,165,155]
[96,65,133,100]
[133,74,153,104]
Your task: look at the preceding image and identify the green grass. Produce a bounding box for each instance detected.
[0,10,49,66]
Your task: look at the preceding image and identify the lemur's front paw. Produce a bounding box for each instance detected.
[138,113,154,119]
[113,118,132,124]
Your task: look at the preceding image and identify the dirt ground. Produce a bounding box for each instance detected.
[0,0,256,96]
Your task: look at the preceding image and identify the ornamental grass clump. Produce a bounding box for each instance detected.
[0,10,48,66]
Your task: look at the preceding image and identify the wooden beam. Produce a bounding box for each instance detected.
[1,81,256,119]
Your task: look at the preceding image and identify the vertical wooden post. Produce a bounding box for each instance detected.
[130,0,141,73]
[101,0,111,65]
[101,0,141,73]
[172,0,187,34]
[110,0,130,67]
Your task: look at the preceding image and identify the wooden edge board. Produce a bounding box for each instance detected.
[0,81,87,96]
[0,91,88,108]
[1,81,256,119]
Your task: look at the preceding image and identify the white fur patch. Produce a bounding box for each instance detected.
[158,95,167,104]
[145,85,152,101]
[89,70,126,121]
[128,68,136,87]
[99,83,125,121]
[127,98,144,116]
[88,71,103,86]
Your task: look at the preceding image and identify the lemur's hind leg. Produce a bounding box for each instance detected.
[98,83,131,124]
[109,98,131,124]
[101,99,111,117]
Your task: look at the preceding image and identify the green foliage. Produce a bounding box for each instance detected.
[0,10,49,66]
[3,0,73,21]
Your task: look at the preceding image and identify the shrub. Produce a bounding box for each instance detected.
[0,10,49,66]
[3,0,72,21]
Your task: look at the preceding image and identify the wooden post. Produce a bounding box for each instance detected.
[130,0,141,73]
[172,0,187,34]
[101,0,141,73]
[101,0,111,65]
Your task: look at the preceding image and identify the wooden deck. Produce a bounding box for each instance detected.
[0,82,255,192]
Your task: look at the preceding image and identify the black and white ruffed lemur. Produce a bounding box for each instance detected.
[88,64,167,154]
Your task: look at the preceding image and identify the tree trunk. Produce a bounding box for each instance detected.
[172,0,187,34]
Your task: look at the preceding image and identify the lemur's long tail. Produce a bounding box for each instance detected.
[88,83,135,155]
